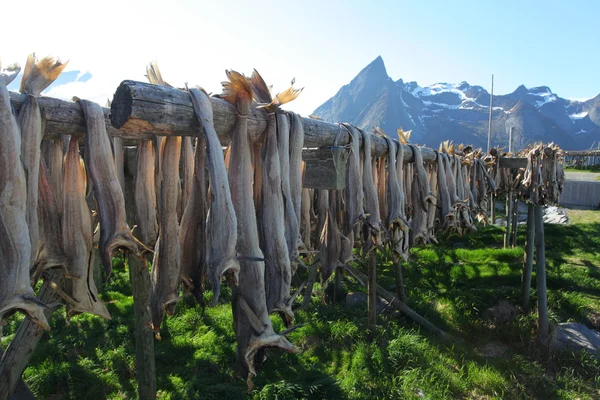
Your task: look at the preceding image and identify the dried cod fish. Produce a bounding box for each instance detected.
[0,61,49,331]
[179,133,207,305]
[135,140,158,246]
[188,88,238,305]
[150,135,182,336]
[77,99,142,278]
[223,71,296,386]
[181,136,194,217]
[33,159,68,280]
[61,137,110,319]
[19,54,67,265]
[359,128,384,248]
[341,124,365,230]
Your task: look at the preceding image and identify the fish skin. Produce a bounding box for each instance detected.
[222,71,296,384]
[260,112,292,324]
[359,128,384,248]
[33,158,68,280]
[179,133,207,305]
[394,141,410,259]
[112,136,126,194]
[288,113,304,232]
[319,190,344,282]
[134,140,158,247]
[435,150,454,231]
[41,139,64,211]
[77,99,142,278]
[181,136,194,218]
[150,135,182,335]
[300,187,312,251]
[18,55,68,266]
[62,137,110,320]
[18,95,43,265]
[341,124,365,230]
[277,113,301,267]
[188,88,238,305]
[0,63,50,331]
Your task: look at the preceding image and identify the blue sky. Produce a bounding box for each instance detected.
[3,0,598,114]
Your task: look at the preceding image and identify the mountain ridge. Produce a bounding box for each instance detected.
[312,56,599,150]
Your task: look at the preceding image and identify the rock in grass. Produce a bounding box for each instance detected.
[550,322,600,358]
[346,292,368,307]
[482,300,518,327]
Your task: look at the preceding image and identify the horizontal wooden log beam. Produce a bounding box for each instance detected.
[9,91,137,141]
[109,80,433,163]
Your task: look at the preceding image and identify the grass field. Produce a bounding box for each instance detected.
[2,210,600,399]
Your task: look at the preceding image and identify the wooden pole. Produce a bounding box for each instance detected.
[333,267,343,303]
[535,205,549,344]
[122,152,156,400]
[368,250,377,332]
[504,191,513,248]
[344,265,447,338]
[127,255,157,400]
[392,254,406,302]
[520,203,536,312]
[511,196,519,247]
[0,270,64,400]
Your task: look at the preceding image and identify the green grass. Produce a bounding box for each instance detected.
[2,211,600,399]
[565,165,600,173]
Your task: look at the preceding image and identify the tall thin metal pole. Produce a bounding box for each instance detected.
[488,74,495,220]
[487,74,494,152]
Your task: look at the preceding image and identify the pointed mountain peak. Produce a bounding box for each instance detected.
[513,84,528,94]
[353,56,388,82]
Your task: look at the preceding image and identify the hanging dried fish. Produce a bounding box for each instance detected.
[135,140,158,247]
[77,99,143,278]
[360,128,384,247]
[33,159,68,281]
[41,139,64,210]
[112,136,126,194]
[150,135,181,336]
[60,137,110,319]
[188,87,238,305]
[179,133,207,305]
[0,61,50,331]
[277,113,302,267]
[250,71,302,323]
[342,124,365,229]
[18,54,67,265]
[289,112,304,230]
[180,136,194,221]
[300,186,313,251]
[223,71,296,386]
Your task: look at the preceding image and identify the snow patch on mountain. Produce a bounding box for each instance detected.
[569,111,588,120]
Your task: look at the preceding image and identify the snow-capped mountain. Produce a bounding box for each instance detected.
[312,56,599,150]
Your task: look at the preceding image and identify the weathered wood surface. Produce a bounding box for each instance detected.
[123,156,157,400]
[110,80,435,162]
[302,148,347,190]
[0,270,63,400]
[520,204,536,313]
[9,92,131,140]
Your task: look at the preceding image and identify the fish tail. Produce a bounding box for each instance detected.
[221,70,253,115]
[19,54,68,96]
[145,61,172,87]
[250,69,272,105]
[0,60,21,86]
